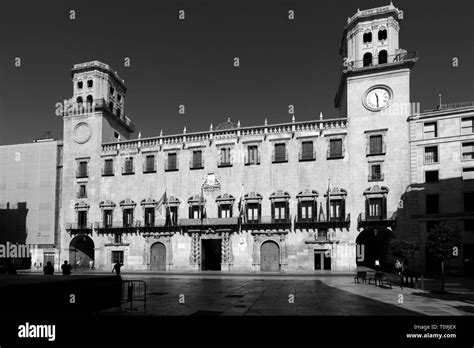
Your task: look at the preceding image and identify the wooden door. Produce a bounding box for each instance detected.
[150,243,166,271]
[260,241,280,272]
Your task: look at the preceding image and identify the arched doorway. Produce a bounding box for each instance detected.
[260,241,280,272]
[355,227,393,269]
[363,52,373,67]
[150,242,166,271]
[378,50,388,64]
[69,234,94,269]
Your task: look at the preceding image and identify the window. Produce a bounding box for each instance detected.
[462,142,474,160]
[218,147,232,167]
[111,251,124,264]
[464,192,474,212]
[144,207,155,226]
[190,205,201,219]
[219,204,232,218]
[273,202,288,222]
[166,153,178,171]
[118,94,122,101]
[462,117,474,134]
[363,32,372,43]
[191,150,203,169]
[86,95,93,105]
[329,200,343,220]
[76,96,83,104]
[299,201,315,221]
[246,145,259,165]
[114,132,119,139]
[363,52,372,67]
[378,50,388,64]
[425,170,439,183]
[369,135,383,155]
[426,194,439,214]
[110,87,115,95]
[123,157,134,174]
[114,233,122,244]
[369,164,383,181]
[328,139,343,158]
[103,159,114,176]
[273,143,287,163]
[117,108,121,117]
[87,80,93,88]
[78,211,88,228]
[246,203,259,221]
[317,229,327,240]
[77,81,83,89]
[144,155,156,173]
[367,198,383,218]
[77,184,87,198]
[123,209,134,227]
[463,167,474,180]
[378,29,387,41]
[103,210,113,228]
[424,146,438,164]
[109,101,114,110]
[424,122,437,139]
[76,161,88,178]
[300,141,314,161]
[169,206,178,225]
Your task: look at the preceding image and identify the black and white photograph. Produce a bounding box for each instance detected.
[0,0,473,346]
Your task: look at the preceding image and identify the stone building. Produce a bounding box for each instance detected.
[60,3,417,272]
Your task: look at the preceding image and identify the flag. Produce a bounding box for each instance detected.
[326,179,331,221]
[157,189,167,214]
[318,202,325,222]
[238,184,246,232]
[200,187,206,225]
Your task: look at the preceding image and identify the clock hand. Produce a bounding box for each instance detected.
[375,93,379,107]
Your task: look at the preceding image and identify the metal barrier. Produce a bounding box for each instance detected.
[121,280,147,311]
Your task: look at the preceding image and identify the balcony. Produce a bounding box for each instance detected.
[180,217,238,231]
[76,168,88,178]
[190,159,204,170]
[344,51,418,71]
[357,211,397,230]
[244,152,260,166]
[242,216,291,231]
[165,162,179,172]
[137,219,180,233]
[272,153,288,163]
[299,150,316,162]
[368,173,384,182]
[217,159,233,168]
[66,222,93,234]
[295,214,351,230]
[327,151,344,160]
[95,221,139,233]
[122,164,135,175]
[143,162,157,173]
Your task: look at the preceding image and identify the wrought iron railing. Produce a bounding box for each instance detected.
[343,51,417,70]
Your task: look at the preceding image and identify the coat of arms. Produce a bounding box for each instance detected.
[202,171,221,192]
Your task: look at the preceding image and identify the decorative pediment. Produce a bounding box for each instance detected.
[188,194,206,205]
[99,200,116,210]
[74,201,90,210]
[141,198,157,207]
[167,196,181,207]
[364,185,389,195]
[324,187,348,197]
[297,189,319,201]
[216,193,235,202]
[120,198,136,207]
[270,191,290,202]
[244,192,263,203]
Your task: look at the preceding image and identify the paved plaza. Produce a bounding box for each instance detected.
[98,273,474,316]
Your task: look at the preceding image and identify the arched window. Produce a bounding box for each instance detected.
[378,29,387,41]
[363,53,373,67]
[378,50,388,64]
[86,95,93,105]
[109,101,114,110]
[363,32,372,43]
[76,96,83,104]
[117,108,121,117]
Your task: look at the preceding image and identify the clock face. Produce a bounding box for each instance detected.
[364,87,391,111]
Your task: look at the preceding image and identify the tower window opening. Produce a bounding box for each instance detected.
[363,53,373,67]
[378,29,387,41]
[378,50,388,64]
[77,81,83,89]
[363,32,372,43]
[87,80,93,88]
[117,108,121,117]
[110,87,115,95]
[118,94,122,102]
[86,95,93,105]
[76,97,83,104]
[109,101,114,110]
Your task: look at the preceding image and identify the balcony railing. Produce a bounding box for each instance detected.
[299,150,316,161]
[165,161,179,172]
[327,150,344,160]
[190,159,204,170]
[102,167,114,176]
[244,153,260,166]
[368,173,384,182]
[295,214,351,229]
[343,51,417,70]
[241,215,292,230]
[217,159,233,168]
[95,221,139,231]
[122,163,135,175]
[367,144,386,156]
[357,211,397,230]
[66,222,93,233]
[76,168,88,178]
[272,152,288,163]
[143,161,157,173]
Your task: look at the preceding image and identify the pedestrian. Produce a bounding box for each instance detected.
[61,260,72,275]
[43,261,54,275]
[89,260,94,270]
[374,259,381,271]
[112,262,122,276]
[76,258,81,269]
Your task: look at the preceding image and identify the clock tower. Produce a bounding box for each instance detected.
[335,3,418,242]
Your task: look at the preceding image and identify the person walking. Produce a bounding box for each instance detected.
[112,262,122,276]
[61,260,72,275]
[89,260,94,270]
[43,261,54,275]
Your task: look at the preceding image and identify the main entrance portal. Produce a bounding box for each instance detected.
[260,241,280,272]
[201,239,222,271]
[150,242,166,271]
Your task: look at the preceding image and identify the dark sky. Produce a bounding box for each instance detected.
[0,0,473,145]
